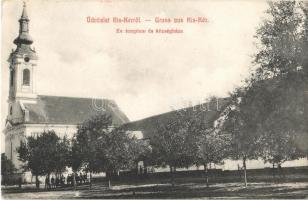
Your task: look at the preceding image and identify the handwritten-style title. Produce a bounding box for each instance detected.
[87,17,208,23]
[86,16,209,34]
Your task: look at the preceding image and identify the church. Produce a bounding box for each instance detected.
[4,3,129,172]
[5,3,306,181]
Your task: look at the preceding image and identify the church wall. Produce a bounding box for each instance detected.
[7,101,24,124]
[4,124,77,173]
[4,125,26,171]
[23,124,77,139]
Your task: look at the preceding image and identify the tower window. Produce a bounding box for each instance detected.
[22,69,30,86]
[10,106,13,115]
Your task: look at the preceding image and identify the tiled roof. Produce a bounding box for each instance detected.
[23,95,129,126]
[123,97,231,139]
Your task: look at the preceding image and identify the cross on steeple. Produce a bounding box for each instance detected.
[21,2,28,19]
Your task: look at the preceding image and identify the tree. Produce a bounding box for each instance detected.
[252,0,308,167]
[254,1,306,78]
[54,136,71,183]
[17,131,61,188]
[222,88,265,187]
[74,113,112,189]
[69,137,83,189]
[150,107,206,186]
[1,153,16,176]
[102,128,137,188]
[125,132,152,174]
[195,129,231,187]
[222,1,308,186]
[256,76,307,171]
[74,114,150,189]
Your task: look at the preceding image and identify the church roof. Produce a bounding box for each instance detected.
[23,95,129,126]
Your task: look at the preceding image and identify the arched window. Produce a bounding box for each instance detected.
[10,106,13,115]
[22,69,30,86]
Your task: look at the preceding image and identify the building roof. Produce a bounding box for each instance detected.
[23,95,129,126]
[122,97,231,139]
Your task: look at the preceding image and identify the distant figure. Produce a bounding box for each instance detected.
[67,175,70,185]
[68,174,73,186]
[55,177,59,188]
[83,173,87,183]
[238,164,242,179]
[45,176,50,189]
[75,173,80,185]
[18,177,22,189]
[144,167,148,175]
[51,177,55,189]
[80,173,84,184]
[60,174,65,187]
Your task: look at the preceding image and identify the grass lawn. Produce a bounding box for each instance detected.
[2,180,308,199]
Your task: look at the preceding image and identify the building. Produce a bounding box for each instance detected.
[124,95,308,171]
[123,97,231,172]
[124,97,230,140]
[3,3,129,173]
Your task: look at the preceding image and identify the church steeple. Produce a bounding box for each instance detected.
[21,2,29,18]
[8,2,38,103]
[14,2,33,46]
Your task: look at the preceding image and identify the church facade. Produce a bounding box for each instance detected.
[4,4,129,172]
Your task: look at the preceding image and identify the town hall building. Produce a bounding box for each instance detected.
[4,3,129,173]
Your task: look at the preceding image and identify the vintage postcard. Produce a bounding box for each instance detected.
[1,0,308,199]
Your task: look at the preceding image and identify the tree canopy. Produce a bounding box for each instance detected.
[1,153,16,176]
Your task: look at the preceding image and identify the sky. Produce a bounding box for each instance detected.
[1,0,269,152]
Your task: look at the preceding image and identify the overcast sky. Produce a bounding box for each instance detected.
[1,0,268,152]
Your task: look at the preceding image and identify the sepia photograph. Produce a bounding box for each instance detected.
[1,0,308,199]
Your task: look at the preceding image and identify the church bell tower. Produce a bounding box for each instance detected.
[8,2,38,103]
[7,2,38,123]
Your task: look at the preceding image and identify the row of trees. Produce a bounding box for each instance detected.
[17,115,151,189]
[71,114,150,189]
[147,0,308,187]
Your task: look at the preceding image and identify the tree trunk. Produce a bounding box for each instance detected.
[73,173,77,190]
[243,158,247,187]
[89,172,92,190]
[278,163,285,179]
[170,166,175,187]
[35,175,40,189]
[107,171,112,189]
[272,163,276,180]
[18,177,22,189]
[45,173,50,190]
[237,164,242,180]
[108,179,111,188]
[204,163,209,187]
